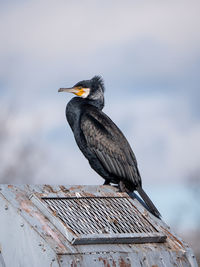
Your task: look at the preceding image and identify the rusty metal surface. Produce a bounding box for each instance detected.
[0,193,60,267]
[0,184,198,267]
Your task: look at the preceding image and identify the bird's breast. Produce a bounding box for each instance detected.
[65,99,81,132]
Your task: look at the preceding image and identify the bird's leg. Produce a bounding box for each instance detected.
[118,181,130,193]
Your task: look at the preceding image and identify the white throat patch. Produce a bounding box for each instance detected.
[81,88,90,98]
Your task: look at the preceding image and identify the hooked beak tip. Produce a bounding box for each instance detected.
[58,87,74,93]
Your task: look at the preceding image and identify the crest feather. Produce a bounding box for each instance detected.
[92,76,105,92]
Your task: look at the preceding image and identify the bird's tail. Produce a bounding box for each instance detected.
[136,186,161,219]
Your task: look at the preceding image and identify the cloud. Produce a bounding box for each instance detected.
[0,0,200,83]
[1,0,200,53]
[1,0,200,184]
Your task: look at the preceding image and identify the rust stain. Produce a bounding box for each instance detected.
[68,186,76,192]
[162,227,184,248]
[71,260,77,267]
[16,190,67,252]
[70,256,83,267]
[68,185,82,191]
[119,257,131,267]
[7,185,13,188]
[98,257,111,267]
[82,192,96,197]
[52,210,57,216]
[43,185,58,193]
[33,211,66,250]
[20,200,34,214]
[59,185,70,193]
[15,189,35,206]
[152,265,158,267]
[112,260,117,267]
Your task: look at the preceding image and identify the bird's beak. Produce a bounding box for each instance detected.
[58,86,90,97]
[58,87,78,93]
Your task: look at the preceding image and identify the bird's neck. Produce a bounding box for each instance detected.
[66,97,104,131]
[86,97,104,110]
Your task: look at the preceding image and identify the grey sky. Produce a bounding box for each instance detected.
[1,0,200,230]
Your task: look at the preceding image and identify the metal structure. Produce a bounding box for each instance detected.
[0,184,198,267]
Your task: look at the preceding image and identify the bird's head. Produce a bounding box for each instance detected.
[58,76,105,100]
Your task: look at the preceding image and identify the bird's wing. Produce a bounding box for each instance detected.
[80,109,141,186]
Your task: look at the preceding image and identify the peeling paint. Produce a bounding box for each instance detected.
[20,200,33,214]
[33,211,66,251]
[68,185,83,191]
[162,227,184,249]
[59,185,70,193]
[43,185,58,194]
[98,257,111,267]
[119,257,131,267]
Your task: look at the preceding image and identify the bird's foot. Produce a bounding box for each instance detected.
[118,181,130,193]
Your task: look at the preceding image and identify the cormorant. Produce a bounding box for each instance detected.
[58,76,161,218]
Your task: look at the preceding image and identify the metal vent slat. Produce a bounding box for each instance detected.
[30,196,167,244]
[44,197,157,235]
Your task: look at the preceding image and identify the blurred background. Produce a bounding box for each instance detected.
[0,0,200,261]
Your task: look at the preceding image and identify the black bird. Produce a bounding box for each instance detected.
[58,76,161,218]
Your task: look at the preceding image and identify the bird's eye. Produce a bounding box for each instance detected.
[77,86,82,89]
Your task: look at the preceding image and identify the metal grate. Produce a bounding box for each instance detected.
[34,196,166,244]
[43,197,157,235]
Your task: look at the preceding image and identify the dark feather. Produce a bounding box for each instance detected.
[92,76,105,92]
[81,108,141,188]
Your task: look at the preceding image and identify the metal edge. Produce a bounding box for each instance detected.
[31,192,128,199]
[30,193,76,244]
[72,233,167,245]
